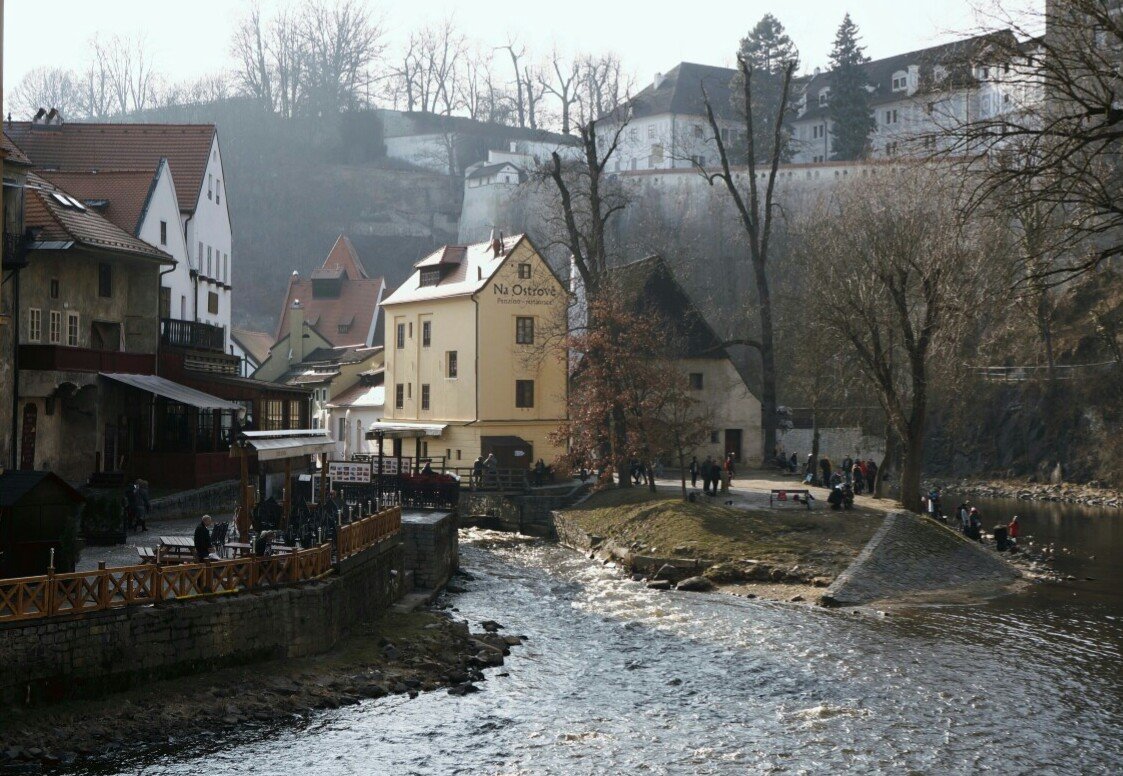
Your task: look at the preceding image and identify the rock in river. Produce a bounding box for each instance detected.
[676,576,715,592]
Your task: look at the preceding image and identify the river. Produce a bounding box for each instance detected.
[84,498,1123,775]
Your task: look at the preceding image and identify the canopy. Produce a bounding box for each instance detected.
[234,429,337,461]
[365,421,447,440]
[101,373,242,411]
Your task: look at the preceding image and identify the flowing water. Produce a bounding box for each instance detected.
[84,498,1123,775]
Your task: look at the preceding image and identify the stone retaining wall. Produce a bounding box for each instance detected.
[401,511,458,591]
[148,480,240,520]
[459,483,589,539]
[0,538,403,704]
[824,511,1020,606]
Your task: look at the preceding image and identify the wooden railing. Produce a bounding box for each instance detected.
[449,466,530,493]
[18,344,156,374]
[160,318,226,352]
[336,506,402,561]
[0,544,333,624]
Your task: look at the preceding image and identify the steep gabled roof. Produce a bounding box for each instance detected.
[0,470,84,507]
[321,234,369,279]
[38,168,159,236]
[231,328,274,365]
[1,131,32,166]
[6,121,216,213]
[608,63,739,122]
[25,172,174,263]
[609,255,728,360]
[383,234,536,306]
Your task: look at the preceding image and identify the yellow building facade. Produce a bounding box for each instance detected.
[380,234,568,468]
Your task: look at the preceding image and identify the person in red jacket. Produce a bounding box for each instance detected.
[1007,515,1020,540]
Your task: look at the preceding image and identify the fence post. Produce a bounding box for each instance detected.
[45,551,57,616]
[154,562,165,603]
[98,561,109,610]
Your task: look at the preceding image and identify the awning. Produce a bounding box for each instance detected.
[235,429,337,461]
[101,373,242,410]
[365,421,448,440]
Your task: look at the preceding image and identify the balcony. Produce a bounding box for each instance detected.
[160,318,226,352]
[19,344,156,374]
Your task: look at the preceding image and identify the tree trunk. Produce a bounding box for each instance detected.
[874,431,896,500]
[899,430,925,514]
[753,259,779,463]
[679,451,687,501]
[612,404,631,488]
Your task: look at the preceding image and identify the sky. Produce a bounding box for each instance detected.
[4,0,1042,99]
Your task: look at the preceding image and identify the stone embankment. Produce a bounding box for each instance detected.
[0,608,522,769]
[822,511,1022,607]
[935,477,1123,508]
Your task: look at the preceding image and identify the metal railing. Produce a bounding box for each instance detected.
[449,466,529,493]
[160,318,226,352]
[972,362,1117,382]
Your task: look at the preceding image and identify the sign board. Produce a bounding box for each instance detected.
[373,458,411,475]
[328,461,372,484]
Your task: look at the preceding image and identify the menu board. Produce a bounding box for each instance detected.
[328,461,372,484]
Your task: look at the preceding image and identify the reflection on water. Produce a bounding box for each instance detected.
[82,508,1123,776]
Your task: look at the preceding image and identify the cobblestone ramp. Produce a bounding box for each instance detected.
[824,511,1021,606]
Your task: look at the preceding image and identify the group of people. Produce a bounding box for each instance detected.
[788,452,878,494]
[689,454,736,496]
[471,453,499,489]
[952,500,1021,550]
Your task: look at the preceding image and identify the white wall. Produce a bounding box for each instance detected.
[181,134,233,348]
[598,112,743,173]
[777,427,886,465]
[138,162,190,322]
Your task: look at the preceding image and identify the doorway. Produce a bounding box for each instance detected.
[19,403,37,470]
[724,429,743,463]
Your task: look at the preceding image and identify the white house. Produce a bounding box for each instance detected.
[596,63,746,173]
[7,120,235,350]
[789,30,1043,163]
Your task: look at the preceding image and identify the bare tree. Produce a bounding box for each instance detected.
[90,34,157,115]
[300,0,387,113]
[945,0,1123,281]
[231,1,275,110]
[798,168,998,511]
[77,59,114,120]
[8,67,82,119]
[539,49,581,134]
[575,53,631,125]
[697,53,797,462]
[458,47,513,124]
[271,7,307,118]
[502,39,529,127]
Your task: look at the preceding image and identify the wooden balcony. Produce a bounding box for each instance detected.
[19,344,156,374]
[160,318,225,352]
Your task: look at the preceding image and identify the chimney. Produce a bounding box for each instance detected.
[491,231,503,258]
[907,64,920,96]
[653,72,665,90]
[289,299,305,366]
[509,141,517,153]
[32,107,47,125]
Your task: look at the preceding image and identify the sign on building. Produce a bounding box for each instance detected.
[328,460,372,484]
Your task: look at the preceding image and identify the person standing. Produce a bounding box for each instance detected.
[194,515,215,561]
[701,456,713,495]
[690,456,699,488]
[484,453,498,489]
[472,456,484,489]
[710,458,722,496]
[866,460,878,494]
[722,454,735,493]
[841,456,853,483]
[819,457,832,487]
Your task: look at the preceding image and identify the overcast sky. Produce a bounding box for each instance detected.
[5,0,1042,95]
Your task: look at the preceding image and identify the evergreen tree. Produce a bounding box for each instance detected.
[827,13,875,161]
[733,14,800,162]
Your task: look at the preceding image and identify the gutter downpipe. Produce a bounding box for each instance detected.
[8,263,19,470]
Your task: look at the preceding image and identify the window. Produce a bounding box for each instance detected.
[159,220,167,245]
[396,323,405,349]
[408,322,413,337]
[515,379,534,408]
[66,312,79,347]
[421,384,430,410]
[710,430,719,443]
[692,124,704,138]
[629,126,637,140]
[216,179,221,204]
[884,109,898,125]
[312,417,319,430]
[208,292,219,314]
[517,263,532,279]
[407,383,412,398]
[420,268,440,286]
[49,279,59,299]
[516,316,534,345]
[223,254,228,283]
[98,263,112,297]
[422,320,431,347]
[891,73,907,91]
[689,372,704,390]
[49,311,62,343]
[28,308,41,342]
[208,174,213,200]
[818,89,829,106]
[395,384,404,409]
[207,246,212,277]
[690,154,705,167]
[447,350,458,378]
[650,144,664,165]
[338,417,346,441]
[456,449,462,460]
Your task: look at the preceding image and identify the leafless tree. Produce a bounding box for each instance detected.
[91,34,157,115]
[539,49,581,134]
[575,53,631,125]
[271,7,307,118]
[8,67,82,120]
[697,54,797,462]
[231,2,275,110]
[797,168,999,511]
[944,0,1123,282]
[458,47,513,124]
[300,0,387,113]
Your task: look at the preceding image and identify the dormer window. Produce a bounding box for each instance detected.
[933,65,948,83]
[891,71,908,92]
[818,88,830,106]
[420,268,441,287]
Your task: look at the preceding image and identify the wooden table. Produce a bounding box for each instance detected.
[158,536,198,559]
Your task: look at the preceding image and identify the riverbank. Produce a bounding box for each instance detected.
[555,480,885,602]
[934,476,1123,508]
[0,607,520,769]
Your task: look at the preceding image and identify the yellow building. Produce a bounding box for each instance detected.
[377,234,568,468]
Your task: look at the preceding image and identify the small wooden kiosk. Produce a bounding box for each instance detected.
[230,430,337,541]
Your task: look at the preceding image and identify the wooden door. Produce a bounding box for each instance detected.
[724,429,742,463]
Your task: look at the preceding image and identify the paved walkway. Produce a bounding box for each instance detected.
[77,514,204,572]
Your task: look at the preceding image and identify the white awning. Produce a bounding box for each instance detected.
[365,421,448,440]
[235,429,337,461]
[101,373,242,411]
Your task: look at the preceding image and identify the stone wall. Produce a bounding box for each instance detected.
[0,538,403,704]
[459,483,589,539]
[824,511,1020,606]
[401,510,458,591]
[146,480,241,520]
[777,428,886,466]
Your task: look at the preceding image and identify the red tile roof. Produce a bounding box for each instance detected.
[275,235,385,348]
[1,131,32,166]
[5,122,216,213]
[37,169,158,236]
[231,328,274,365]
[25,172,173,262]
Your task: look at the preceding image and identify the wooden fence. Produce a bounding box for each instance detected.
[335,506,402,561]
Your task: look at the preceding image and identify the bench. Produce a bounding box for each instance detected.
[770,489,813,510]
[137,546,192,564]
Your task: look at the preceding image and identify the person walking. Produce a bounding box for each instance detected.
[689,457,699,488]
[484,453,498,489]
[851,462,864,495]
[819,457,832,488]
[865,460,878,494]
[710,458,722,496]
[472,456,484,489]
[722,454,735,493]
[701,456,713,495]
